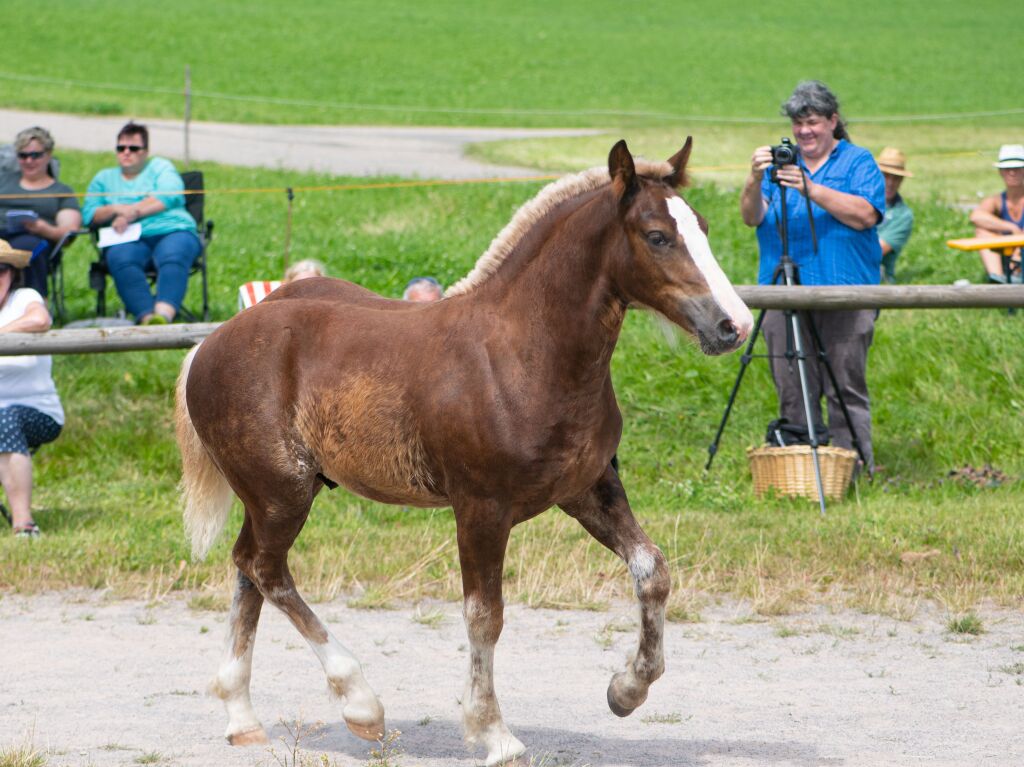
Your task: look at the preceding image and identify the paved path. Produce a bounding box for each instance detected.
[0,108,601,179]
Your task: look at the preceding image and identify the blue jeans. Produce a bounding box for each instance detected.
[105,230,201,319]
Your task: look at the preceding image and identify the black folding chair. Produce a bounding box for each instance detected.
[89,170,213,321]
[45,228,87,325]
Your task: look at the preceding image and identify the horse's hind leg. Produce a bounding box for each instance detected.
[233,501,385,742]
[210,569,268,744]
[455,503,525,767]
[559,465,670,717]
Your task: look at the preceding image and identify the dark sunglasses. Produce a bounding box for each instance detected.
[0,263,14,273]
[116,144,146,153]
[17,150,46,160]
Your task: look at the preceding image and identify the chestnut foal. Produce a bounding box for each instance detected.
[176,139,752,765]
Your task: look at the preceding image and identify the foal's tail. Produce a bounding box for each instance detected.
[175,344,234,561]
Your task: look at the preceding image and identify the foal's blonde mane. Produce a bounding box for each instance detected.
[445,159,674,297]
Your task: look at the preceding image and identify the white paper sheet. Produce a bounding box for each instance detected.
[97,223,142,248]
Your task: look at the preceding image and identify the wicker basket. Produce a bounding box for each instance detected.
[747,444,857,501]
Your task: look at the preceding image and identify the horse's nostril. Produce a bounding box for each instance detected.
[718,319,739,345]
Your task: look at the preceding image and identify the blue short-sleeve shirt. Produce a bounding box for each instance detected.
[756,139,885,286]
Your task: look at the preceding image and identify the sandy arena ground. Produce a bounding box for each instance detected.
[2,590,1022,766]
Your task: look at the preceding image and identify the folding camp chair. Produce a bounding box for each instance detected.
[45,228,87,325]
[238,280,282,310]
[89,170,213,321]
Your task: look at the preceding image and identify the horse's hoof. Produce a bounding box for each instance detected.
[344,696,385,741]
[607,684,635,718]
[227,727,269,746]
[484,734,526,766]
[346,717,385,741]
[607,671,647,718]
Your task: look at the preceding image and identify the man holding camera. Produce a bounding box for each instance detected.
[739,80,885,472]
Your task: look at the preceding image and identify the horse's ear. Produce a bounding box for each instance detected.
[608,140,638,200]
[664,136,694,188]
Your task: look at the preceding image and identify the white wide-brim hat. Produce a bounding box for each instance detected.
[994,144,1024,169]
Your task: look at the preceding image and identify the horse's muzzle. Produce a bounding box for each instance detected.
[697,317,749,355]
[717,318,741,348]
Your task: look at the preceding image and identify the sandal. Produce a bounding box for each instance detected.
[13,522,41,538]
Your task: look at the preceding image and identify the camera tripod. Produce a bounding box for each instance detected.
[705,167,868,514]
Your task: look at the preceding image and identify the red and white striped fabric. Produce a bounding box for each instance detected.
[238,281,282,310]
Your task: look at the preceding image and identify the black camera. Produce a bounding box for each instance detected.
[770,137,799,166]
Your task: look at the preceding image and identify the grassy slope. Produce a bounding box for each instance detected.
[2,0,1022,127]
[1,148,1021,619]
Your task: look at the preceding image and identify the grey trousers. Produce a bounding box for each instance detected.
[762,309,875,470]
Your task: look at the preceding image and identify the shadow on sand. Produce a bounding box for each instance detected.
[269,717,844,767]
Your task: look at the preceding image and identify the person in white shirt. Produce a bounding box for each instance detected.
[0,240,63,538]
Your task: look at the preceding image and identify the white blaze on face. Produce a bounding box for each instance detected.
[666,196,753,339]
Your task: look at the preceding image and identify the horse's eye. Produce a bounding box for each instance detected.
[646,231,670,247]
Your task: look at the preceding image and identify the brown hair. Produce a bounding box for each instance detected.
[118,121,149,149]
[0,265,26,300]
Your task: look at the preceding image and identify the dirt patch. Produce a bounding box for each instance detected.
[3,591,1022,766]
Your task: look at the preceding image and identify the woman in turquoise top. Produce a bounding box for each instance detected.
[81,122,201,324]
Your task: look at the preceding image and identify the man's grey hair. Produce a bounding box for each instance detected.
[781,81,849,140]
[402,276,444,301]
[14,126,55,153]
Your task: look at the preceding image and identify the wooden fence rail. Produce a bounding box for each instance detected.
[0,323,214,356]
[1,285,1022,356]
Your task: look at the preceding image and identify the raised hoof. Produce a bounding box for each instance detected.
[346,718,385,741]
[227,727,269,746]
[607,684,635,718]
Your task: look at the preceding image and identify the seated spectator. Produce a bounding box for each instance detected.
[81,122,201,324]
[238,259,328,310]
[402,276,444,302]
[283,258,328,283]
[0,241,63,538]
[969,144,1024,283]
[875,147,914,283]
[0,127,82,296]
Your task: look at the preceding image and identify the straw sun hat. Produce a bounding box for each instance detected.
[876,147,913,177]
[0,240,32,269]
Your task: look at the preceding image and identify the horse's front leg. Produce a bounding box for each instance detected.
[559,465,670,717]
[454,503,525,766]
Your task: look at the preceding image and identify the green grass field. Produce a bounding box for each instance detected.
[4,0,1023,128]
[1,145,1022,620]
[1,3,1023,619]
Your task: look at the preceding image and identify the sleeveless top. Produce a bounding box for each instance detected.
[1000,192,1024,228]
